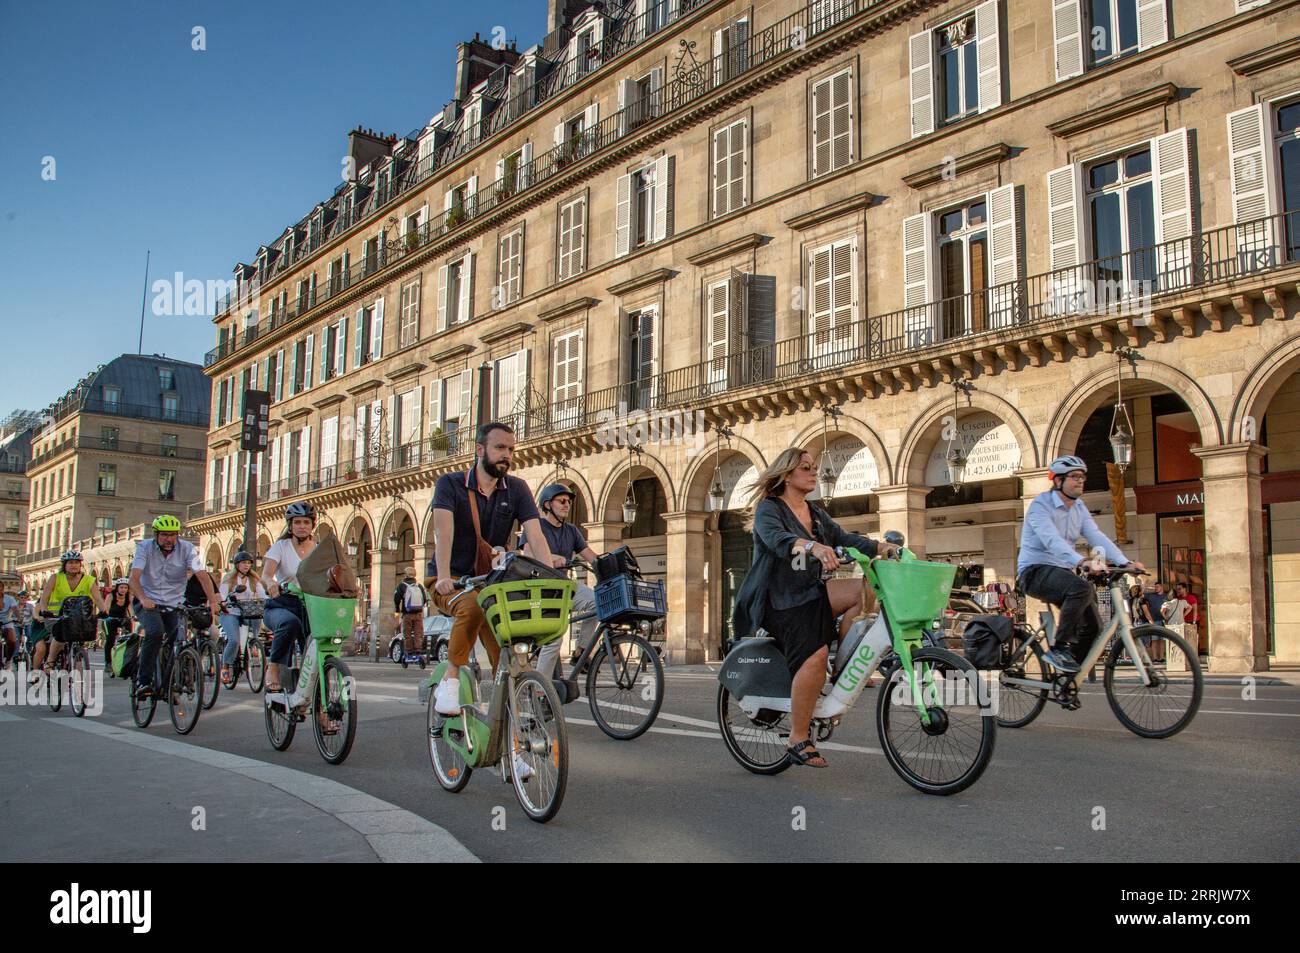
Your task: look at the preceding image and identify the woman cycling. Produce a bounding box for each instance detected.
[102,579,133,678]
[261,502,318,695]
[731,447,898,769]
[218,551,267,687]
[31,550,107,683]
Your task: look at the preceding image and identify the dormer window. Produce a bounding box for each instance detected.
[310,212,323,248]
[568,12,605,78]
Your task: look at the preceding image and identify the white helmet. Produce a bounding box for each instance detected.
[1048,455,1088,476]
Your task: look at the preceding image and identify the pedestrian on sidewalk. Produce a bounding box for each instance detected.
[394,569,428,656]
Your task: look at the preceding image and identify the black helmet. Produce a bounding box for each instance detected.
[285,501,317,523]
[232,551,254,565]
[538,483,575,512]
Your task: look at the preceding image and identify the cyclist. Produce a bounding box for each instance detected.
[0,580,18,665]
[102,579,133,678]
[731,448,896,769]
[522,483,599,681]
[32,550,108,682]
[1017,455,1146,673]
[219,551,266,687]
[393,569,428,658]
[129,516,219,698]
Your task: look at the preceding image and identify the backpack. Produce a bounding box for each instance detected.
[112,631,142,679]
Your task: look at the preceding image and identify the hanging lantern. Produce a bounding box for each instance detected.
[818,461,836,502]
[1109,426,1135,470]
[1109,350,1137,472]
[622,482,639,524]
[346,537,359,558]
[946,446,968,489]
[708,473,726,512]
[385,532,399,552]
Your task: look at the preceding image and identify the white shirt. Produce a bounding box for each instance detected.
[264,537,313,589]
[219,574,268,615]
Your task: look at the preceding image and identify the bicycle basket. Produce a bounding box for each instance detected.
[236,598,266,620]
[185,605,213,632]
[300,591,356,642]
[869,557,956,633]
[477,578,575,647]
[58,596,98,642]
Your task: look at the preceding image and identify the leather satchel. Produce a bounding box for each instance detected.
[466,474,497,576]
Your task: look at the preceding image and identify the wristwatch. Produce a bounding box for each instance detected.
[803,540,816,556]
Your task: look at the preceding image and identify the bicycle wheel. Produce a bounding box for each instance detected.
[200,639,220,710]
[1104,624,1202,738]
[313,657,357,764]
[585,631,664,740]
[169,645,203,735]
[877,647,997,796]
[264,661,297,751]
[71,648,89,717]
[428,685,472,793]
[997,627,1050,729]
[716,685,793,776]
[245,635,265,693]
[130,674,156,727]
[508,671,567,823]
[48,654,63,712]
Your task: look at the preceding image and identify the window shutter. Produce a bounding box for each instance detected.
[337,315,348,377]
[746,274,777,383]
[288,343,298,396]
[460,253,475,323]
[707,280,729,389]
[733,119,748,213]
[831,240,856,348]
[1047,164,1085,313]
[299,425,311,486]
[467,175,478,215]
[269,435,281,487]
[274,349,284,401]
[1228,104,1277,225]
[520,142,533,187]
[1236,0,1270,10]
[319,328,329,383]
[554,121,566,148]
[437,264,449,330]
[830,68,853,169]
[619,78,638,133]
[1136,0,1169,51]
[975,1,1002,112]
[460,371,472,427]
[712,125,730,217]
[615,172,633,256]
[429,381,443,434]
[572,197,586,274]
[811,76,831,175]
[371,296,385,359]
[320,416,337,475]
[304,333,313,389]
[583,103,599,149]
[1051,0,1084,80]
[1152,128,1194,288]
[909,30,935,138]
[261,359,270,406]
[495,157,506,186]
[808,246,833,359]
[903,214,934,347]
[652,154,673,243]
[514,349,531,437]
[354,306,365,368]
[411,386,423,455]
[987,184,1021,328]
[558,201,574,279]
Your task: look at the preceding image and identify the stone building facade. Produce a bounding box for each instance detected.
[191,0,1300,671]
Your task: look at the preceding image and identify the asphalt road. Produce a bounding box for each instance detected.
[2,653,1297,863]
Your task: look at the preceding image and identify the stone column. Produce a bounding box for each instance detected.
[1190,443,1270,673]
[874,484,929,556]
[1015,468,1051,629]
[663,511,709,664]
[370,544,400,653]
[412,542,434,583]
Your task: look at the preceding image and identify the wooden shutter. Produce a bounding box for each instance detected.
[619,78,638,133]
[1152,128,1194,289]
[571,197,586,275]
[458,253,475,323]
[558,200,574,279]
[320,416,338,477]
[1136,0,1168,51]
[437,264,449,330]
[336,315,348,377]
[1227,104,1279,268]
[274,349,284,401]
[975,1,1002,112]
[303,333,313,389]
[1047,164,1085,312]
[615,173,633,256]
[318,327,329,383]
[299,425,311,487]
[712,124,731,217]
[354,306,365,368]
[909,29,935,138]
[811,75,832,175]
[583,103,599,151]
[903,214,934,347]
[1236,0,1271,10]
[808,245,833,359]
[1051,0,1084,81]
[707,280,729,389]
[652,154,673,243]
[371,296,384,359]
[830,240,856,349]
[520,142,533,187]
[831,69,853,170]
[987,184,1021,328]
[287,343,297,396]
[429,381,442,435]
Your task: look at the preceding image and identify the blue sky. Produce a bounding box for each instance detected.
[0,0,546,414]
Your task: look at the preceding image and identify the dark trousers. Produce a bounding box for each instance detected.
[1018,565,1100,662]
[134,604,180,689]
[266,599,306,665]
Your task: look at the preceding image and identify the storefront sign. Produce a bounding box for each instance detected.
[810,436,880,500]
[1136,481,1204,514]
[717,455,760,511]
[924,412,1022,486]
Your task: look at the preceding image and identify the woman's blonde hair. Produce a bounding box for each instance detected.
[747,447,814,506]
[222,560,257,590]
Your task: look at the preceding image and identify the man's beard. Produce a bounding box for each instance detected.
[483,457,510,479]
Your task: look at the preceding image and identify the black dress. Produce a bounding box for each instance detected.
[762,502,838,677]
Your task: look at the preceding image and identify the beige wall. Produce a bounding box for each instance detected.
[1266,373,1300,661]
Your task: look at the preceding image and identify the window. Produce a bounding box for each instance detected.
[438,254,475,329]
[938,199,989,338]
[554,106,599,165]
[806,239,859,364]
[712,16,750,85]
[161,433,178,457]
[712,117,749,217]
[1053,0,1167,81]
[615,157,674,256]
[1087,147,1157,297]
[569,18,603,78]
[432,371,473,454]
[1277,99,1300,261]
[557,196,587,280]
[395,389,423,467]
[94,516,115,534]
[496,147,532,197]
[641,0,673,35]
[97,464,117,496]
[103,386,121,412]
[159,368,175,391]
[910,2,1001,136]
[356,307,374,366]
[56,471,63,498]
[5,509,19,533]
[100,426,119,450]
[399,278,421,348]
[620,70,663,132]
[5,480,19,500]
[493,350,531,435]
[552,330,584,429]
[626,308,657,410]
[1,547,16,572]
[496,227,524,308]
[162,395,179,420]
[811,68,853,175]
[320,316,348,381]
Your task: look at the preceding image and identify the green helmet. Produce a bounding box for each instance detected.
[152,515,182,533]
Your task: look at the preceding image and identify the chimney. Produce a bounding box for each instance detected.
[347,126,393,182]
[547,0,592,34]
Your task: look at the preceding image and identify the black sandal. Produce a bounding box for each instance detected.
[787,740,828,768]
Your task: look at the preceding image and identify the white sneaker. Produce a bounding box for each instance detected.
[434,677,462,716]
[512,752,535,782]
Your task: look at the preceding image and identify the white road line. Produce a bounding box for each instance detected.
[46,717,477,863]
[1163,708,1300,718]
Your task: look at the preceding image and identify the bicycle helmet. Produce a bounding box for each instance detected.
[1048,455,1088,476]
[232,550,254,565]
[285,501,317,523]
[538,483,575,512]
[60,550,84,564]
[111,577,130,587]
[152,515,182,533]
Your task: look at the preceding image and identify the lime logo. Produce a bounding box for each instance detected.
[840,642,876,691]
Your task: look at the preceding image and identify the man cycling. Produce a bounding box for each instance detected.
[0,580,19,665]
[520,484,599,682]
[1017,455,1146,673]
[129,516,219,698]
[32,550,107,681]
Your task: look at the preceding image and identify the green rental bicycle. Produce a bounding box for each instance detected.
[264,586,358,764]
[718,544,997,795]
[427,555,576,824]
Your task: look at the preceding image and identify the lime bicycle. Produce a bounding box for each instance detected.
[996,566,1202,737]
[718,544,997,795]
[426,554,575,823]
[263,586,357,764]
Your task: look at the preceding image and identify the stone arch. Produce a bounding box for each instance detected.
[377,499,419,542]
[1230,333,1300,442]
[316,512,339,540]
[681,437,767,512]
[204,542,224,573]
[1044,357,1223,460]
[597,448,678,522]
[256,531,273,558]
[791,415,892,486]
[342,509,376,547]
[898,390,1038,487]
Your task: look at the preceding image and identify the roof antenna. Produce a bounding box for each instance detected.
[137,249,151,355]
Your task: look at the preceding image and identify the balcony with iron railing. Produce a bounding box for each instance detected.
[190,208,1300,523]
[29,436,206,471]
[205,0,889,338]
[44,397,210,430]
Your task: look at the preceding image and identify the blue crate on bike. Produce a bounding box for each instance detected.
[595,574,666,623]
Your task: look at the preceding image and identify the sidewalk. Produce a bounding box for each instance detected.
[0,710,476,863]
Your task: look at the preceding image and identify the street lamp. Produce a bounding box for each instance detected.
[622,444,643,524]
[1109,348,1139,472]
[707,425,735,513]
[346,537,359,558]
[946,379,975,490]
[385,532,399,552]
[818,403,842,502]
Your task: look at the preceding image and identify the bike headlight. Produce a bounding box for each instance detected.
[638,620,652,634]
[332,637,343,644]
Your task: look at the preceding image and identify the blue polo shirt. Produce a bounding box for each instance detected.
[431,469,540,577]
[518,519,588,561]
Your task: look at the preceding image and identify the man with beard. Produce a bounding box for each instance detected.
[429,422,555,732]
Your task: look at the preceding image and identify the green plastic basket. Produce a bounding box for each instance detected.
[477,578,575,647]
[300,591,357,643]
[869,555,955,632]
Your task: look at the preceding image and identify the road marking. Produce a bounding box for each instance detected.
[567,715,885,756]
[593,698,718,731]
[1162,708,1300,718]
[47,717,477,863]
